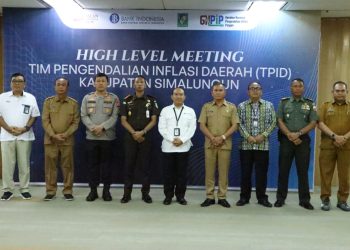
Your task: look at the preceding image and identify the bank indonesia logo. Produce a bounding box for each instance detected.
[200,15,224,26]
[110,13,119,23]
[177,13,188,27]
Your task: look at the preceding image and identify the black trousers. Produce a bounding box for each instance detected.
[123,133,151,196]
[276,135,311,202]
[162,152,189,199]
[86,140,113,188]
[239,150,269,201]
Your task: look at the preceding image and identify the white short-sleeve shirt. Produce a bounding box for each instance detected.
[0,91,40,141]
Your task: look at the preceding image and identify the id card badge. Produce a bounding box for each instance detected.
[23,105,30,114]
[253,120,258,127]
[146,110,150,118]
[174,128,180,136]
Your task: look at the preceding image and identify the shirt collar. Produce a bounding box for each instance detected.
[11,91,25,97]
[211,99,228,106]
[291,96,305,102]
[248,99,262,105]
[133,93,146,100]
[331,100,350,105]
[172,103,185,109]
[54,96,69,103]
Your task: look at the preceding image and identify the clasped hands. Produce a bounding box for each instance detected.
[8,126,27,136]
[332,134,347,148]
[247,135,265,144]
[210,136,225,148]
[132,131,145,143]
[286,132,303,145]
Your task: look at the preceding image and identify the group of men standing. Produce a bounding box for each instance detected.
[0,72,350,212]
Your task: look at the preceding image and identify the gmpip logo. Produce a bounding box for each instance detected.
[200,15,224,26]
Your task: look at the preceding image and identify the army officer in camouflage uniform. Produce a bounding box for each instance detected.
[275,78,318,210]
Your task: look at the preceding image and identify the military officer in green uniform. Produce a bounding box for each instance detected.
[275,78,318,210]
[120,75,159,204]
[42,77,80,201]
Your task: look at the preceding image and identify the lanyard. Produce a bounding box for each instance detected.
[251,102,259,119]
[173,107,184,127]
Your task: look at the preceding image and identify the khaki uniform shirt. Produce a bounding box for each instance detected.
[198,100,239,150]
[319,101,350,149]
[42,96,80,145]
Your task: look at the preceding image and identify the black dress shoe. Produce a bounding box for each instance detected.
[299,201,314,210]
[218,199,231,208]
[274,200,285,207]
[86,190,98,202]
[236,199,249,206]
[120,195,131,203]
[258,199,272,208]
[176,198,187,205]
[142,194,153,203]
[102,189,112,201]
[200,198,215,207]
[163,197,172,205]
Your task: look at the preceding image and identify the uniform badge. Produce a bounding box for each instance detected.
[128,111,132,116]
[301,103,310,110]
[23,105,30,114]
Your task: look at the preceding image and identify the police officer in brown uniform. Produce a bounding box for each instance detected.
[120,75,159,204]
[318,81,350,212]
[199,81,239,208]
[42,77,80,201]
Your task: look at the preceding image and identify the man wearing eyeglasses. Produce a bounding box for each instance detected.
[236,81,276,208]
[0,73,40,201]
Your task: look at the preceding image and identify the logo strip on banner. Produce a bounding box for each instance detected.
[55,9,258,30]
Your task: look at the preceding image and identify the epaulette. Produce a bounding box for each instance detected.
[107,92,116,97]
[67,96,78,103]
[44,96,55,101]
[124,94,132,100]
[146,94,156,100]
[281,97,290,101]
[87,92,95,95]
[304,97,314,103]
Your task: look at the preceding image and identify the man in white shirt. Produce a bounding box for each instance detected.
[0,73,40,201]
[158,88,197,205]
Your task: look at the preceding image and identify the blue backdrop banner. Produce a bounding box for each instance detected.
[3,8,320,189]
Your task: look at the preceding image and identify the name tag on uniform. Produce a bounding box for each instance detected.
[146,110,150,118]
[23,105,30,114]
[253,120,258,127]
[174,128,180,136]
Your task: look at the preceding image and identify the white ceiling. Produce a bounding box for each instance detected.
[0,0,350,17]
